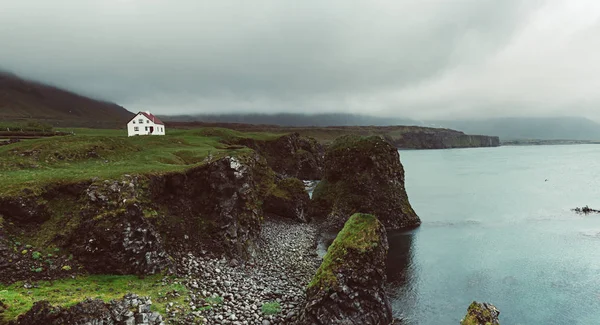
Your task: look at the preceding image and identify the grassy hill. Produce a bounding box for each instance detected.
[0,72,134,128]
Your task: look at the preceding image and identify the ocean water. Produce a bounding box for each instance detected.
[388,145,600,325]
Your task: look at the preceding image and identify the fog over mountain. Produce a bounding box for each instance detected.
[2,1,600,122]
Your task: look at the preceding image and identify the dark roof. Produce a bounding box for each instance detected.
[128,111,165,125]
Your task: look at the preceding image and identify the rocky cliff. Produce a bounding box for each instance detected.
[311,135,421,231]
[298,213,393,325]
[264,177,310,223]
[0,153,278,281]
[388,130,500,149]
[229,132,324,179]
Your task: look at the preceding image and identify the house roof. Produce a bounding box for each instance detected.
[128,111,165,125]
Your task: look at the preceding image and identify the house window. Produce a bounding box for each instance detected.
[145,127,148,131]
[132,120,135,124]
[134,127,139,131]
[138,119,143,123]
[147,120,150,123]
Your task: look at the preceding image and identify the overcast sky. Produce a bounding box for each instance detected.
[2,0,600,120]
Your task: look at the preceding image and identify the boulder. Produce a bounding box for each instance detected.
[9,294,163,325]
[461,302,501,325]
[311,135,421,231]
[233,133,325,180]
[298,213,393,325]
[264,177,310,222]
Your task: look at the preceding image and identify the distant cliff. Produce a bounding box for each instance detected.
[389,129,500,149]
[167,121,501,149]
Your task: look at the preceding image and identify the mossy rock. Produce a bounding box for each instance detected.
[461,302,501,325]
[309,213,383,290]
[264,177,310,222]
[311,135,420,231]
[301,213,393,324]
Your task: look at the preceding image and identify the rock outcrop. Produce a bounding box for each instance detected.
[149,154,268,259]
[311,135,421,231]
[573,205,600,214]
[233,133,325,180]
[9,294,163,325]
[0,153,272,281]
[264,177,310,222]
[461,302,501,325]
[298,213,393,325]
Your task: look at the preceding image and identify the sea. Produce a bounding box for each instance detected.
[388,144,600,324]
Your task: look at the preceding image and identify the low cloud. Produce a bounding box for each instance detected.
[1,0,599,120]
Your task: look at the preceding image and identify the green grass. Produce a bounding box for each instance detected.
[261,301,281,315]
[0,127,282,196]
[308,213,381,290]
[0,275,188,322]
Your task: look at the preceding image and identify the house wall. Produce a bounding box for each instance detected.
[127,114,166,136]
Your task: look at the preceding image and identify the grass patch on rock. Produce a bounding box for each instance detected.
[308,213,381,290]
[0,275,188,322]
[0,127,283,196]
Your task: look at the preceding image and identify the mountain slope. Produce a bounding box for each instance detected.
[0,72,133,128]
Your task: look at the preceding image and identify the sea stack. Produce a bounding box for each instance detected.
[298,213,393,325]
[311,135,421,231]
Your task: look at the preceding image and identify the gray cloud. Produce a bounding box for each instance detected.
[2,0,598,120]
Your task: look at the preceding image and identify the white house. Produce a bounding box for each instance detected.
[127,111,166,136]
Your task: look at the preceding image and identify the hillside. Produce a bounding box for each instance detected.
[0,72,134,128]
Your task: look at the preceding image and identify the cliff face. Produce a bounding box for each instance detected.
[311,135,421,231]
[299,213,393,325]
[0,154,275,281]
[389,131,500,149]
[232,132,325,180]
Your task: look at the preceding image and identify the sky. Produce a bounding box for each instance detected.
[1,0,600,120]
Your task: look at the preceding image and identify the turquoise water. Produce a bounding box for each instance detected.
[388,145,600,325]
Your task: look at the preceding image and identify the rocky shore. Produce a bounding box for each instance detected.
[174,218,320,325]
[0,132,501,324]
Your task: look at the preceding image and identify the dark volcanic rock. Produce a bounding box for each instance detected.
[150,154,268,259]
[573,205,600,214]
[311,135,421,231]
[67,203,173,275]
[461,301,501,325]
[0,154,270,281]
[0,194,49,223]
[264,177,310,222]
[9,294,163,325]
[298,213,393,325]
[233,132,325,180]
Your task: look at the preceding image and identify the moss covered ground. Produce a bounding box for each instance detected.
[0,127,282,196]
[308,213,381,290]
[0,275,189,322]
